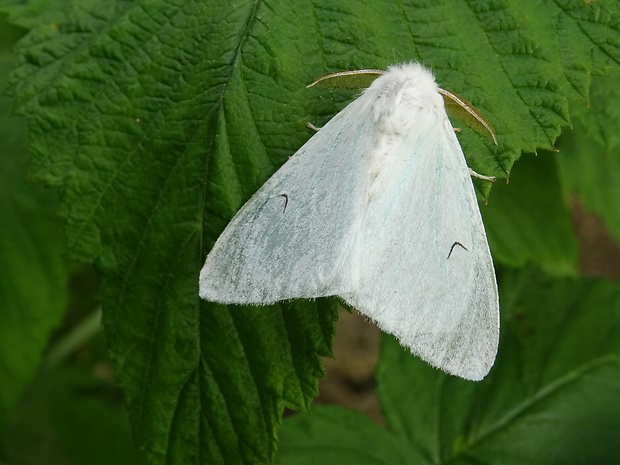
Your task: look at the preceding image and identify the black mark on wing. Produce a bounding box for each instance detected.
[277,193,289,213]
[447,241,468,259]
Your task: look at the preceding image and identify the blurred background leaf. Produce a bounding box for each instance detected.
[0,15,67,456]
[8,366,146,465]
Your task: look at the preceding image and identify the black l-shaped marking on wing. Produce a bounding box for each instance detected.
[447,241,468,259]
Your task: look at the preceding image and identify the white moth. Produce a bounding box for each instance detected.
[199,63,499,381]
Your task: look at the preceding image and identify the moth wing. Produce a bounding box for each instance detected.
[200,96,376,304]
[342,124,499,381]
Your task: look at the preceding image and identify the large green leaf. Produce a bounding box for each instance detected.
[1,0,619,464]
[277,270,620,464]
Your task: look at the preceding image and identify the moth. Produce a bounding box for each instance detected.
[199,63,499,381]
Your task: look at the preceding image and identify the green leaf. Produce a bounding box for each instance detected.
[1,1,620,464]
[277,405,410,465]
[278,269,620,464]
[0,18,67,456]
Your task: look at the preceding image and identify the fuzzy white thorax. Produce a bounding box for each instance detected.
[365,63,448,187]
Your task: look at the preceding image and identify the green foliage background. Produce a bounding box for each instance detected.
[1,0,620,464]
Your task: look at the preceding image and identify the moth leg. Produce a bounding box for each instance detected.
[469,168,496,182]
[306,122,321,132]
